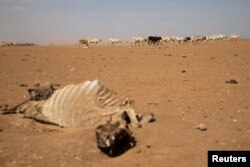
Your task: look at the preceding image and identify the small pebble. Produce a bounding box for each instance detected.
[195,123,207,131]
[70,68,76,72]
[225,79,238,84]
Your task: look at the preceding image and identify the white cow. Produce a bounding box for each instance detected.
[88,38,102,45]
[109,38,121,44]
[171,36,185,44]
[161,36,172,43]
[191,35,206,43]
[209,34,227,41]
[230,34,240,41]
[0,41,13,47]
[132,37,146,46]
[218,34,227,40]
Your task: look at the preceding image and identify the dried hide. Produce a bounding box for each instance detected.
[13,80,141,128]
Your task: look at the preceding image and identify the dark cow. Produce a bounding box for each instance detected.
[184,37,191,43]
[148,36,162,45]
[79,39,88,47]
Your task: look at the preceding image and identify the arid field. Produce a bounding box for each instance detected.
[0,41,250,167]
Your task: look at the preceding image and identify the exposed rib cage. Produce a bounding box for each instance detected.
[41,80,129,127]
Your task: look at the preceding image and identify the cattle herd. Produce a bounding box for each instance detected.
[0,41,13,47]
[78,34,240,47]
[0,34,241,48]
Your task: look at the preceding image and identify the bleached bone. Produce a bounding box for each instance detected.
[16,80,141,128]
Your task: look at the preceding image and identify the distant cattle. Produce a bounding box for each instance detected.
[174,36,185,44]
[109,38,121,44]
[230,34,240,41]
[184,37,191,43]
[0,41,13,47]
[148,36,162,45]
[79,39,88,48]
[208,34,227,41]
[88,38,102,45]
[169,36,187,44]
[191,36,206,43]
[132,37,146,46]
[161,36,172,43]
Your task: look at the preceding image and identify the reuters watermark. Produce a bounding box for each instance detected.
[208,151,249,167]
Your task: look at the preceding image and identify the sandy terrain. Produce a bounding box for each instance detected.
[0,41,250,167]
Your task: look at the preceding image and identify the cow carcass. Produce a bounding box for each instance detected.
[2,80,153,128]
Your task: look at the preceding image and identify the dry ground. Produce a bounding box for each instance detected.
[0,41,250,167]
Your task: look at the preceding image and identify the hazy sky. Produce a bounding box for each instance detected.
[0,0,250,44]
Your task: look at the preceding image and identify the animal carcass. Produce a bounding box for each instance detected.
[6,80,148,128]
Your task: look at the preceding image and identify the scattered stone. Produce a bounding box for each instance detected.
[136,149,142,154]
[147,102,158,106]
[225,79,238,84]
[139,113,155,124]
[194,123,207,131]
[19,84,28,87]
[73,155,80,161]
[70,68,76,72]
[181,70,186,73]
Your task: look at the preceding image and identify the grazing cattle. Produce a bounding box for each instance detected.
[132,37,146,46]
[174,36,185,44]
[209,34,227,41]
[161,36,172,43]
[191,36,206,43]
[170,36,187,44]
[148,36,162,45]
[184,37,191,43]
[79,39,88,47]
[88,38,102,45]
[208,35,217,41]
[230,34,240,41]
[109,38,121,44]
[0,41,13,47]
[219,34,227,40]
